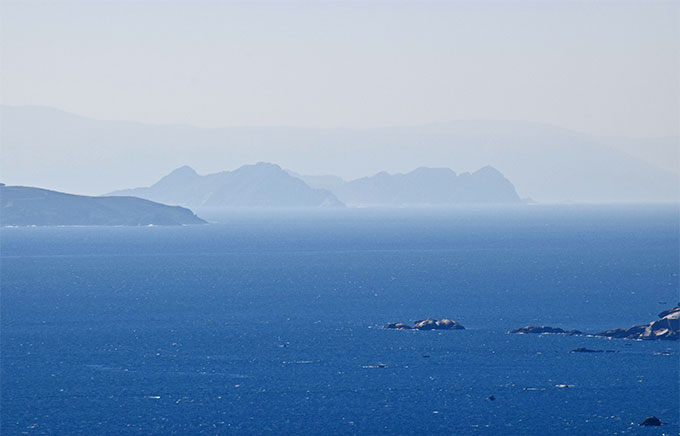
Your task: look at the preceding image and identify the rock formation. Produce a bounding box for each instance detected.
[594,306,679,341]
[639,416,664,426]
[383,318,465,330]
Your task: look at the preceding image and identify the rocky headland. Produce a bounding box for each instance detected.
[593,306,679,340]
[0,185,206,227]
[509,306,679,341]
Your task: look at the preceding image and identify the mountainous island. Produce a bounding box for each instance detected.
[294,166,521,206]
[109,162,343,209]
[0,185,206,226]
[109,162,521,208]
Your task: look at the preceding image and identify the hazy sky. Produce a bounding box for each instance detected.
[1,0,678,138]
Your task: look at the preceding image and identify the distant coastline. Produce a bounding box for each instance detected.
[0,185,206,227]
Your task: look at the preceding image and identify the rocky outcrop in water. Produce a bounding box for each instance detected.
[639,416,664,426]
[594,306,679,341]
[509,326,582,335]
[383,318,465,330]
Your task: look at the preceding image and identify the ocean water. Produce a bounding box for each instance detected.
[1,205,678,435]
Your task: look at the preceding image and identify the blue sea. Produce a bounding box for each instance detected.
[2,205,679,435]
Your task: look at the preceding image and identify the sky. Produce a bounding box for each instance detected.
[1,0,679,138]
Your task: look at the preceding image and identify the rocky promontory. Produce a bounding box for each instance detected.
[1,185,206,227]
[384,318,465,330]
[593,306,679,341]
[509,306,679,341]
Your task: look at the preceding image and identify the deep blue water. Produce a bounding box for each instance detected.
[2,205,679,435]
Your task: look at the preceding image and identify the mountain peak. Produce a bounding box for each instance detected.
[254,161,279,168]
[169,165,198,177]
[250,162,283,172]
[151,165,199,188]
[474,165,502,175]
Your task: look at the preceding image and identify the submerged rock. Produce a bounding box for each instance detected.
[509,326,582,335]
[362,363,387,369]
[570,347,603,353]
[383,318,465,330]
[639,416,663,426]
[594,306,679,341]
[570,347,616,353]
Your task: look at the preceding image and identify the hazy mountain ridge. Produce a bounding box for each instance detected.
[294,166,521,206]
[0,185,206,226]
[111,163,521,208]
[2,105,678,203]
[109,162,344,208]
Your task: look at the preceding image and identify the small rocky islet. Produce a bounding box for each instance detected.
[509,306,679,341]
[510,326,582,335]
[383,318,465,330]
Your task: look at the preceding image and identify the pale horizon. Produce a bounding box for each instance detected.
[1,0,678,138]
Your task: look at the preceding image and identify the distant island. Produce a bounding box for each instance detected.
[293,166,521,206]
[108,162,522,208]
[109,162,343,209]
[383,318,465,330]
[0,185,206,227]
